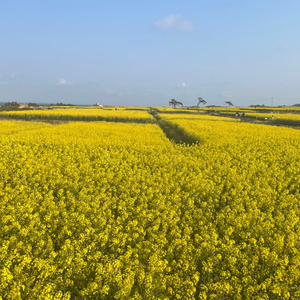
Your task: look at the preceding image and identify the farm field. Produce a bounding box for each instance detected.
[1,112,300,299]
[244,107,300,114]
[202,106,300,113]
[153,107,201,113]
[0,108,154,123]
[243,112,300,126]
[211,110,300,127]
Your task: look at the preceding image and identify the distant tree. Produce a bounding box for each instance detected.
[0,101,21,111]
[249,104,265,108]
[51,102,75,106]
[28,102,38,107]
[3,101,20,107]
[225,101,234,107]
[169,99,176,108]
[197,97,207,111]
[169,99,183,108]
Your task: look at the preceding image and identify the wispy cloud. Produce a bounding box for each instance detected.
[154,14,194,32]
[56,78,67,85]
[176,82,190,88]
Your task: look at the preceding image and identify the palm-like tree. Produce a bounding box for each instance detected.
[169,99,183,108]
[197,97,207,107]
[197,97,207,112]
[225,101,234,107]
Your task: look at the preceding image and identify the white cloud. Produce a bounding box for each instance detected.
[176,82,190,88]
[56,78,67,85]
[154,14,194,32]
[59,79,67,84]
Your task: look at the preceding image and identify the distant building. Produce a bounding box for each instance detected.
[19,103,28,108]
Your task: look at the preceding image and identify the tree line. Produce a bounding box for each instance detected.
[169,98,234,108]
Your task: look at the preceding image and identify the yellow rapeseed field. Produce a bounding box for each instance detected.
[0,108,154,123]
[1,116,300,299]
[245,112,300,124]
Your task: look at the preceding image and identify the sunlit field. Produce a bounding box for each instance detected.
[0,108,154,123]
[243,112,300,125]
[1,112,300,299]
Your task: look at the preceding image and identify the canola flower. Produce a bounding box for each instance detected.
[154,107,201,113]
[244,106,300,113]
[202,106,300,113]
[0,108,154,123]
[212,110,300,126]
[244,112,300,125]
[159,113,240,122]
[0,118,300,299]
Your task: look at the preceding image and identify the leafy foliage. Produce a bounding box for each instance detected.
[169,99,183,109]
[197,98,207,107]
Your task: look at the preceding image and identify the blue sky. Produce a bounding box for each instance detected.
[1,0,300,106]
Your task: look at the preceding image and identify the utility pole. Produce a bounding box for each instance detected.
[271,97,274,106]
